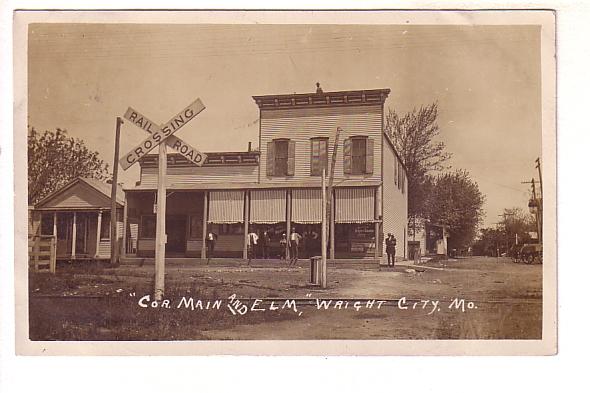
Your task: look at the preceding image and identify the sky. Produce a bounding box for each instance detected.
[27,23,542,227]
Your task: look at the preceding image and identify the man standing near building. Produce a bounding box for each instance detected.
[247,230,259,265]
[386,233,397,267]
[260,230,270,259]
[205,230,218,265]
[289,228,302,266]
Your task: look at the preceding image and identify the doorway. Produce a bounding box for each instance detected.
[166,215,187,255]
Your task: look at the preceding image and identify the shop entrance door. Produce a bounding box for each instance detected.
[166,215,186,255]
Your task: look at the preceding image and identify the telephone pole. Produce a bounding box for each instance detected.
[110,117,123,266]
[535,157,543,199]
[521,178,542,244]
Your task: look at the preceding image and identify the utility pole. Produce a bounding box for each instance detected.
[522,178,542,244]
[535,157,543,199]
[326,127,342,260]
[110,117,123,266]
[320,168,327,288]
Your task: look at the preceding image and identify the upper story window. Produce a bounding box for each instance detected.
[267,139,295,177]
[343,136,374,175]
[310,137,329,176]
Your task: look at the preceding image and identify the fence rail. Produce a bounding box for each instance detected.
[29,235,56,273]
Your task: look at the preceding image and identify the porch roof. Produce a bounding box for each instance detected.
[35,177,125,210]
[124,179,381,192]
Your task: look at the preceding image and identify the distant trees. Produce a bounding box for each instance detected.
[28,127,110,205]
[472,208,536,256]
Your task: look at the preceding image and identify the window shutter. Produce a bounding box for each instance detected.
[310,140,320,176]
[394,157,398,186]
[365,138,374,174]
[266,141,275,177]
[287,140,296,176]
[343,137,352,174]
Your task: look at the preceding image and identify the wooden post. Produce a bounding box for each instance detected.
[34,236,40,272]
[327,127,341,262]
[111,117,123,265]
[71,212,77,259]
[243,191,250,260]
[286,190,291,260]
[201,191,208,259]
[154,143,167,301]
[122,194,128,258]
[50,236,56,273]
[375,185,381,261]
[330,191,335,260]
[53,212,57,237]
[95,210,102,258]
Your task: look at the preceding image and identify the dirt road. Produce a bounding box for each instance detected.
[28,256,542,340]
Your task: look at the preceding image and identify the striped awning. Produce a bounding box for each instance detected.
[250,189,286,224]
[208,190,244,223]
[335,187,375,223]
[292,189,322,224]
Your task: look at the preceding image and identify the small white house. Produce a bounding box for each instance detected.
[30,177,124,260]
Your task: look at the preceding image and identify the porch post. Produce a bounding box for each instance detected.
[95,210,102,258]
[286,190,291,260]
[243,191,250,259]
[375,185,381,261]
[122,194,128,257]
[71,212,77,258]
[330,190,335,260]
[53,212,57,237]
[201,191,208,259]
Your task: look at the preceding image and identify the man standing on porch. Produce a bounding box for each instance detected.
[247,230,258,265]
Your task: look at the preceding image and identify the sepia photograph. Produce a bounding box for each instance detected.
[14,10,556,355]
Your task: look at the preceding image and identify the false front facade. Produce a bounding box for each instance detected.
[123,86,408,262]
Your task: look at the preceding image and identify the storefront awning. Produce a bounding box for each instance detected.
[292,189,322,224]
[250,189,286,224]
[208,191,244,223]
[335,188,375,223]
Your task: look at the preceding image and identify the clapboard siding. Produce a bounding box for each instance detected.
[382,140,408,260]
[140,165,258,187]
[260,104,383,184]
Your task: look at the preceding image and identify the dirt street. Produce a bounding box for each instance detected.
[28,256,542,340]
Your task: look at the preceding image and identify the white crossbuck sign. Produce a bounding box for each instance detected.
[120,98,207,170]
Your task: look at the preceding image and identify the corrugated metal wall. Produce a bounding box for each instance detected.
[259,105,383,183]
[140,165,258,188]
[382,141,408,260]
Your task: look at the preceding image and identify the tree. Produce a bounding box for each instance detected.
[28,127,110,205]
[426,170,485,251]
[385,103,451,232]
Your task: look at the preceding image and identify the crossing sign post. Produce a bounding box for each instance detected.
[120,98,206,301]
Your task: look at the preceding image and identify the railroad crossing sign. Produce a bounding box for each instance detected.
[119,98,206,170]
[119,97,206,301]
[121,107,207,168]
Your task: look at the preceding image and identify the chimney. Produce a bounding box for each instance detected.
[248,142,252,152]
[316,82,323,94]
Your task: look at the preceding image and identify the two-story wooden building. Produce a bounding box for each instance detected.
[123,85,408,263]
